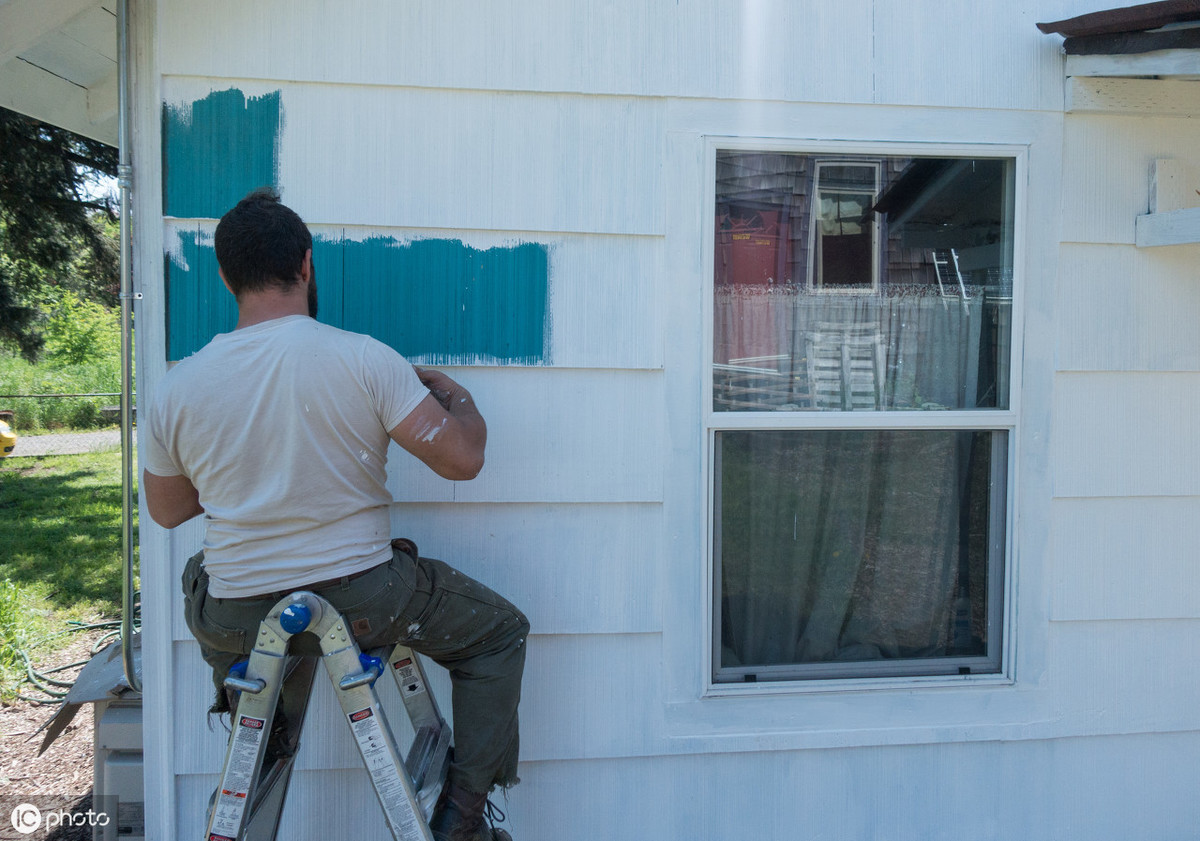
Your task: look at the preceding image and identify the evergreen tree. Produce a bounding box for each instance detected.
[0,107,118,361]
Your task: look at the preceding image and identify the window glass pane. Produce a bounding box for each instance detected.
[714,429,1005,682]
[714,152,1014,412]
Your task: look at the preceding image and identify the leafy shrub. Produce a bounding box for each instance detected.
[43,293,120,365]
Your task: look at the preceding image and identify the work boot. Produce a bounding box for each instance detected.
[429,782,512,841]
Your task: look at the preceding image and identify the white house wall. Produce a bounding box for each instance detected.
[132,0,1200,839]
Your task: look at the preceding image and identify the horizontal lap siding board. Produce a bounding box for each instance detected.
[258,82,664,237]
[156,0,1071,112]
[175,733,1200,841]
[1052,372,1200,498]
[164,223,662,368]
[156,1,873,105]
[389,503,663,635]
[1048,620,1200,735]
[1051,497,1200,621]
[386,369,664,504]
[177,769,403,839]
[170,503,662,641]
[1056,243,1200,372]
[172,632,662,777]
[871,0,1067,110]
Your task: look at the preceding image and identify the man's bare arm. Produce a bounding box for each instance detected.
[389,368,487,481]
[142,469,205,528]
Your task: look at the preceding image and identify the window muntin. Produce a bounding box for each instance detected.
[708,146,1017,685]
[713,152,1014,413]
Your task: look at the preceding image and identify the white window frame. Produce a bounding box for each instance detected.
[807,159,882,294]
[701,137,1025,696]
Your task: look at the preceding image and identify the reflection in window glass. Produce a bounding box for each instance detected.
[714,429,1006,682]
[713,153,1014,412]
[811,162,879,292]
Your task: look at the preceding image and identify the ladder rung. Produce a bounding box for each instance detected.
[405,725,440,786]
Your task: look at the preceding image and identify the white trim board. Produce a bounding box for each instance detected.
[1067,76,1200,117]
[1136,206,1200,247]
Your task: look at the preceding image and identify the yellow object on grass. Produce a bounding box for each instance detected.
[0,420,16,457]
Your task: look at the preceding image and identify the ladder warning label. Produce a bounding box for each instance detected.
[392,657,426,698]
[347,705,423,840]
[208,714,266,837]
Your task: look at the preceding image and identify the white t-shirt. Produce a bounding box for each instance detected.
[142,315,428,598]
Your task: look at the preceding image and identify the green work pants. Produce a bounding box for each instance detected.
[181,543,528,794]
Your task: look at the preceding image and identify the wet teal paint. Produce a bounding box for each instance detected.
[165,229,237,360]
[166,233,549,365]
[340,237,548,365]
[162,89,283,219]
[311,236,345,328]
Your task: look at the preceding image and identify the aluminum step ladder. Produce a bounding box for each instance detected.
[204,591,451,841]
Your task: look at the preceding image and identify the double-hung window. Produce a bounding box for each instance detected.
[710,145,1017,684]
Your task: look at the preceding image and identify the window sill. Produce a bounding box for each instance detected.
[704,670,1014,698]
[663,677,1054,756]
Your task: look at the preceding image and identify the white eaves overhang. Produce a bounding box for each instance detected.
[0,0,118,146]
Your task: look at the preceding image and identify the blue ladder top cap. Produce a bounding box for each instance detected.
[279,602,313,635]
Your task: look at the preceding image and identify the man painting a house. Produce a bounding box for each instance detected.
[141,188,526,841]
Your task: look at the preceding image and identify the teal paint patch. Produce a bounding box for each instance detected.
[341,237,549,365]
[164,232,548,365]
[162,89,283,219]
[312,235,345,328]
[165,229,237,360]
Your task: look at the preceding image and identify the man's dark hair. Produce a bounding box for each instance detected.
[214,188,312,296]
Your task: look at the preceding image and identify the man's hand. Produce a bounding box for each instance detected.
[389,368,487,480]
[415,367,459,410]
[142,469,205,528]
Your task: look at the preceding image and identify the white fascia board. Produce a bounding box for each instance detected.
[1066,76,1200,116]
[1066,48,1200,78]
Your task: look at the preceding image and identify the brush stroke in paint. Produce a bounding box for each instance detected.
[166,233,549,365]
[161,88,283,219]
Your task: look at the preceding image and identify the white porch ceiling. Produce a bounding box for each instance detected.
[0,0,118,145]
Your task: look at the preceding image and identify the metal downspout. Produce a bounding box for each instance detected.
[117,0,141,693]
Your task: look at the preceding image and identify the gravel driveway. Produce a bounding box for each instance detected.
[6,429,123,458]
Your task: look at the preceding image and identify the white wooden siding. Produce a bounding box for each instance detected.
[1052,372,1200,498]
[871,0,1067,111]
[1049,619,1200,736]
[161,76,665,237]
[161,219,666,370]
[173,731,1200,841]
[1052,497,1200,621]
[170,503,662,641]
[388,503,663,635]
[156,0,1095,112]
[386,369,662,503]
[1057,243,1200,372]
[1060,114,1200,245]
[138,2,1200,840]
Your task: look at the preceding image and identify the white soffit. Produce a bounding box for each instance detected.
[0,0,118,145]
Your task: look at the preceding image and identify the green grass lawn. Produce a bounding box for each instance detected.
[0,446,136,701]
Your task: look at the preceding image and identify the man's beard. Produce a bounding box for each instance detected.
[307,261,318,318]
